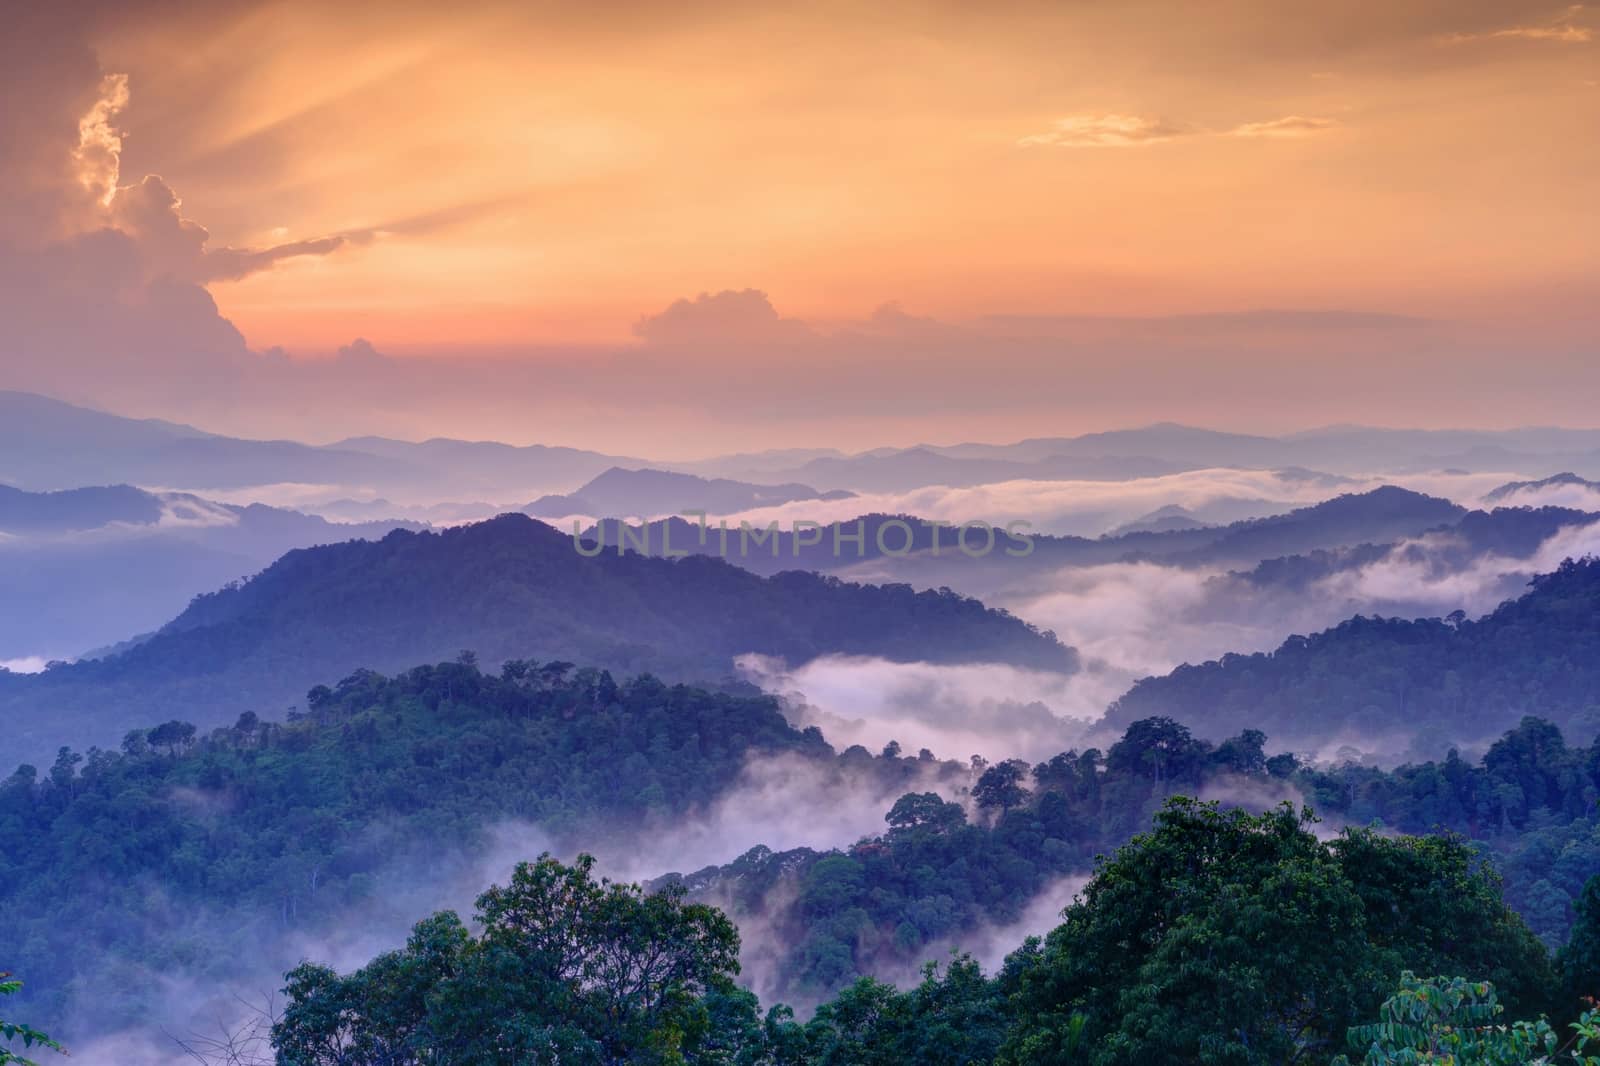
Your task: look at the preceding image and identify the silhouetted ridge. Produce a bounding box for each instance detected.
[1107,556,1600,746]
[0,513,1073,762]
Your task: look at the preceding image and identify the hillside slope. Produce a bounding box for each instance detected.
[1106,557,1600,749]
[0,514,1074,763]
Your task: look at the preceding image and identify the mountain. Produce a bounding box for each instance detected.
[1106,505,1210,536]
[0,514,1074,764]
[0,660,853,1038]
[1158,484,1466,567]
[0,484,420,661]
[0,390,408,492]
[1105,557,1600,751]
[0,483,165,533]
[1228,506,1600,597]
[583,487,1468,590]
[1486,472,1600,504]
[526,466,854,519]
[714,424,1600,492]
[0,391,637,498]
[13,391,1600,503]
[328,435,648,497]
[6,659,1576,1051]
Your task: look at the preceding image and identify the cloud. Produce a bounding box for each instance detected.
[738,654,1094,763]
[1017,114,1190,148]
[632,289,814,346]
[1020,113,1339,149]
[0,24,346,408]
[74,73,129,207]
[1312,517,1600,612]
[1227,115,1340,138]
[110,174,347,285]
[695,467,1324,538]
[1443,4,1593,42]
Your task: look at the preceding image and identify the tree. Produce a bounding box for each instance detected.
[1331,829,1554,1019]
[1001,800,1377,1064]
[800,955,1007,1066]
[0,975,63,1066]
[273,854,741,1064]
[1334,972,1600,1065]
[999,798,1553,1066]
[1210,728,1267,775]
[883,792,965,836]
[1560,874,1600,1018]
[1104,717,1207,784]
[973,760,1030,817]
[147,719,197,756]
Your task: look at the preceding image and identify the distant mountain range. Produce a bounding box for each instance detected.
[723,424,1600,489]
[0,390,411,492]
[0,390,639,498]
[6,392,1600,505]
[0,514,1074,765]
[526,466,855,518]
[582,487,1470,589]
[0,483,419,661]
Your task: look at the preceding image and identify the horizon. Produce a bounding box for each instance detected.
[10,386,1600,462]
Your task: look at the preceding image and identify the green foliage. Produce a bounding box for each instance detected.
[263,799,1567,1066]
[274,854,742,1064]
[796,955,1008,1065]
[1335,972,1600,1065]
[1560,875,1600,1018]
[0,661,849,1036]
[996,799,1552,1066]
[973,760,1030,816]
[0,976,62,1066]
[1299,714,1600,949]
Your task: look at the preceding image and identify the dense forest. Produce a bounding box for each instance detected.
[0,659,965,1038]
[1111,556,1600,746]
[16,803,1597,1064]
[663,712,1600,1005]
[0,513,1071,761]
[9,652,1600,1053]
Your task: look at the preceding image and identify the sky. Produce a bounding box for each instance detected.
[1,0,1597,454]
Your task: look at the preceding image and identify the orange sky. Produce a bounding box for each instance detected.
[89,0,1598,353]
[2,1,1597,453]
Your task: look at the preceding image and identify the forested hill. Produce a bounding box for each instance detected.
[0,514,1073,761]
[1108,556,1600,748]
[9,652,1594,1048]
[585,486,1469,576]
[660,713,1600,1009]
[0,659,851,1036]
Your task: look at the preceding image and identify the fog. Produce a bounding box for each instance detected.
[737,654,1096,764]
[616,467,1318,538]
[54,749,975,1064]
